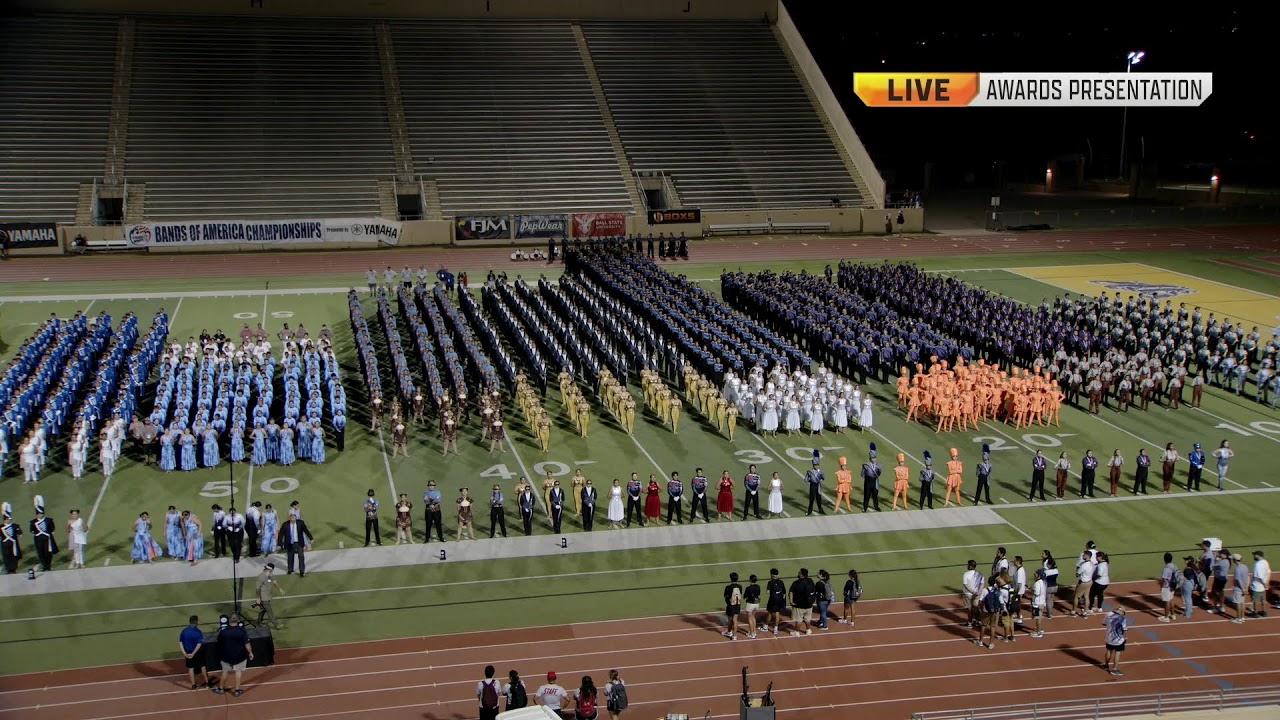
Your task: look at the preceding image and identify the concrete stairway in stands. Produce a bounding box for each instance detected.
[375,22,416,185]
[103,17,136,188]
[571,23,644,216]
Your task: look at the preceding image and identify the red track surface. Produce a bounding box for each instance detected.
[1,584,1276,720]
[4,225,1280,285]
[4,226,1279,720]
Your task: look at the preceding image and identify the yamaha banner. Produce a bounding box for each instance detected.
[455,215,511,241]
[514,214,568,239]
[647,209,701,225]
[1,222,59,249]
[125,217,400,248]
[571,213,627,237]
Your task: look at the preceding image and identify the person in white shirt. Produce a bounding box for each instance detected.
[1231,553,1250,624]
[1074,551,1097,616]
[1012,556,1028,626]
[961,559,984,628]
[1251,550,1273,617]
[1029,568,1048,638]
[990,547,1010,583]
[536,671,569,718]
[476,665,502,720]
[1088,552,1111,614]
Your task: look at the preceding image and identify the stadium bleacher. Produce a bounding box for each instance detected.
[126,16,395,220]
[582,20,866,211]
[0,15,117,224]
[391,20,634,216]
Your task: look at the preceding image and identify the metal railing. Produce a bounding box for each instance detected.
[911,685,1280,720]
[987,204,1280,231]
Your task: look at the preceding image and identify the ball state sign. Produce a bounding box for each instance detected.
[571,213,626,237]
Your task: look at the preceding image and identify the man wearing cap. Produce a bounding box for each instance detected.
[974,445,993,505]
[1029,450,1048,501]
[0,503,21,574]
[861,446,882,513]
[919,451,937,509]
[1187,443,1206,492]
[1231,553,1250,623]
[212,614,253,697]
[29,496,57,572]
[535,671,569,718]
[804,455,826,516]
[423,481,444,543]
[944,448,964,507]
[254,563,285,630]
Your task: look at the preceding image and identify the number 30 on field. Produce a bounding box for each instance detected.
[200,477,299,497]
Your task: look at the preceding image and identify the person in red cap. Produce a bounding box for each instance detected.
[536,671,569,717]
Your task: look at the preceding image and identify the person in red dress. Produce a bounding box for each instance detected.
[716,470,735,521]
[644,474,662,523]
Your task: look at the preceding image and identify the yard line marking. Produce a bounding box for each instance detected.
[244,460,254,512]
[999,498,1010,504]
[1085,412,1247,488]
[168,297,183,329]
[1190,405,1280,446]
[627,431,667,478]
[375,424,398,499]
[503,433,545,517]
[0,537,1033,624]
[750,429,839,508]
[86,465,114,532]
[980,420,1082,481]
[82,299,96,315]
[261,292,269,333]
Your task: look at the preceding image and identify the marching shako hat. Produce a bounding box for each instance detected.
[868,442,877,460]
[923,450,933,467]
[950,447,959,458]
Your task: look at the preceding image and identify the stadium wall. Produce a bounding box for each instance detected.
[14,0,776,20]
[56,220,455,253]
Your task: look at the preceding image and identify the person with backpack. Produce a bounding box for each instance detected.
[814,570,834,630]
[604,669,628,719]
[1157,552,1179,622]
[788,568,816,636]
[573,676,600,720]
[1181,556,1198,618]
[504,669,529,712]
[842,568,863,626]
[723,572,743,640]
[476,665,502,720]
[975,582,1003,649]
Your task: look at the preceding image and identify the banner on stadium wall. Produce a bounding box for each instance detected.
[125,217,401,248]
[647,208,701,225]
[571,212,627,237]
[514,214,568,239]
[1,222,59,249]
[455,215,511,241]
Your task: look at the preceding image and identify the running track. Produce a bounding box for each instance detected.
[1,584,1276,719]
[3,226,1279,719]
[4,225,1280,285]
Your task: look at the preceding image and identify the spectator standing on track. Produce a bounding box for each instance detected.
[1180,556,1198,618]
[962,560,984,628]
[1231,553,1250,623]
[788,568,815,636]
[722,572,743,640]
[503,669,529,711]
[1088,552,1111,614]
[1073,550,1096,617]
[573,676,599,720]
[477,665,502,720]
[1212,549,1232,614]
[1158,552,1179,622]
[990,547,1010,584]
[841,568,863,626]
[765,568,787,635]
[536,672,569,718]
[1012,556,1028,626]
[814,570,834,630]
[1102,606,1129,676]
[603,669,628,720]
[1029,569,1047,638]
[1251,550,1272,617]
[211,615,253,697]
[743,575,762,638]
[179,615,211,690]
[1041,551,1059,618]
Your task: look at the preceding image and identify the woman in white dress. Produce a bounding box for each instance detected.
[831,396,849,432]
[860,397,874,432]
[68,429,87,480]
[99,431,115,480]
[767,472,784,516]
[607,479,625,529]
[761,396,779,435]
[809,396,825,435]
[784,399,801,434]
[66,508,89,569]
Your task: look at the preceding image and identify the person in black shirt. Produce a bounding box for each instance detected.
[765,568,787,636]
[743,574,762,638]
[789,568,816,636]
[722,572,743,641]
[211,615,253,697]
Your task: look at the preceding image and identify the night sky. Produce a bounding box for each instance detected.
[784,2,1273,189]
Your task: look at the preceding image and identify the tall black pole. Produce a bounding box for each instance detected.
[230,458,240,616]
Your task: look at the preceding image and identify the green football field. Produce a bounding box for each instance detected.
[2,246,1279,672]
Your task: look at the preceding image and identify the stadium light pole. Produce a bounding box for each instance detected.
[1119,51,1144,179]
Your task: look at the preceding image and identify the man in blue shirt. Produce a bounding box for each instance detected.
[212,614,253,697]
[688,468,709,523]
[1187,443,1206,492]
[179,615,210,690]
[423,481,444,542]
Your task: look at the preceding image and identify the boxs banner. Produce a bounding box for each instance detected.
[647,209,701,225]
[514,214,567,239]
[455,215,511,241]
[571,212,627,237]
[1,222,59,249]
[125,217,400,248]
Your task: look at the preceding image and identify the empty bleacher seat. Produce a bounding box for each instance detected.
[391,21,632,216]
[0,15,117,224]
[127,17,395,220]
[582,21,864,211]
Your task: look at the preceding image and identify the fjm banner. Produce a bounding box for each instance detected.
[1,222,59,249]
[514,214,568,239]
[455,215,511,241]
[571,213,627,237]
[647,209,701,225]
[125,218,400,248]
